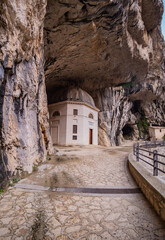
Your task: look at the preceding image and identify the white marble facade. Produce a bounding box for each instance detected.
[48,88,99,145]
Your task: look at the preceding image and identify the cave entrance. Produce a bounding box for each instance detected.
[122,124,134,140]
[131,100,141,114]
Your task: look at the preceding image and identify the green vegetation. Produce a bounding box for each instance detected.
[9,183,14,187]
[46,154,51,161]
[33,165,38,171]
[137,111,149,138]
[0,189,4,194]
[137,119,142,137]
[162,135,165,141]
[12,177,19,183]
[120,76,136,90]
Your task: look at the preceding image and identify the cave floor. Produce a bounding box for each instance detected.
[0,143,165,239]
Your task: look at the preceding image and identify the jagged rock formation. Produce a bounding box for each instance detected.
[92,87,133,146]
[0,0,164,185]
[0,0,52,187]
[94,65,165,146]
[130,79,165,124]
[93,79,165,147]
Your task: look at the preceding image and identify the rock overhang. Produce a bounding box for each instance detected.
[44,0,164,92]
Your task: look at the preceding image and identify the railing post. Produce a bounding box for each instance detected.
[154,140,156,148]
[136,143,139,162]
[153,150,158,176]
[133,144,135,155]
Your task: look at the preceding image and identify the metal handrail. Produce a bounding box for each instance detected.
[157,153,165,158]
[139,140,165,148]
[133,141,165,176]
[138,152,154,161]
[138,148,154,154]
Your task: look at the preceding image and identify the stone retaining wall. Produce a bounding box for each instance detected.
[128,153,165,221]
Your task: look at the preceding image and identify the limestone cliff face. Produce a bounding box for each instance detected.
[92,87,133,146]
[93,78,165,147]
[0,0,52,186]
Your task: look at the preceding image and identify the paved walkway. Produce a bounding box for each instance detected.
[19,144,136,188]
[0,144,165,239]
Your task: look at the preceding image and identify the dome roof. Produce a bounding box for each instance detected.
[49,88,96,108]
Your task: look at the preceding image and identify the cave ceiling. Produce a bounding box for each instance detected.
[44,0,163,91]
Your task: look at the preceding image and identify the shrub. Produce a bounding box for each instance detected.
[137,110,149,138]
[121,76,136,90]
[12,178,19,183]
[0,189,4,194]
[33,165,38,171]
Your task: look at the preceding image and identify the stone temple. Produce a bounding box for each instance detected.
[48,88,99,145]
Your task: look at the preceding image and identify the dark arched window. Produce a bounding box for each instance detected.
[52,111,60,117]
[89,113,94,119]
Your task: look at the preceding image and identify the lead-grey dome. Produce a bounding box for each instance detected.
[48,87,96,108]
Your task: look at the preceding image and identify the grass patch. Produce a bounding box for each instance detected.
[9,183,14,187]
[33,165,38,172]
[12,178,19,183]
[0,189,4,194]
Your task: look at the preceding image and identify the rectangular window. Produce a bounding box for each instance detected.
[73,125,77,134]
[73,109,78,115]
[73,135,77,140]
[89,121,94,126]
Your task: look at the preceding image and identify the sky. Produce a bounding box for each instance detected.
[162,0,165,38]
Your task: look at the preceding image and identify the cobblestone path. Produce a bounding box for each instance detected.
[19,144,137,188]
[0,144,165,239]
